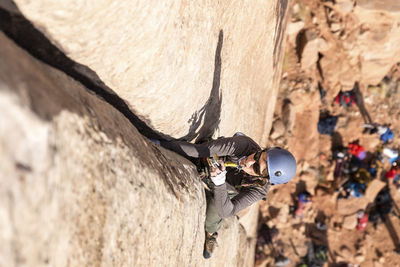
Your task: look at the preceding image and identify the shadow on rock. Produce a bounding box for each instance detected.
[181,30,224,143]
[0,4,168,141]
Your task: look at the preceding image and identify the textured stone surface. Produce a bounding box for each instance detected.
[11,0,290,143]
[0,32,254,266]
[342,214,358,230]
[352,6,400,85]
[356,0,400,11]
[318,1,400,89]
[270,119,286,139]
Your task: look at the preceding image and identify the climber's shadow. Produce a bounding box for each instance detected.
[180,30,224,143]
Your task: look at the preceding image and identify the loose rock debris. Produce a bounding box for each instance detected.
[257,0,400,266]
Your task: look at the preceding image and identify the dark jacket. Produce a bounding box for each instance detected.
[161,135,270,218]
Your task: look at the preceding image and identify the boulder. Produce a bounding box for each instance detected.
[282,99,296,134]
[343,213,358,230]
[319,2,400,88]
[330,23,341,33]
[354,6,400,85]
[319,52,360,91]
[355,253,366,262]
[301,38,320,71]
[336,0,354,15]
[300,169,319,195]
[339,245,353,260]
[276,205,291,226]
[286,90,320,162]
[356,0,400,12]
[286,21,305,45]
[270,119,286,139]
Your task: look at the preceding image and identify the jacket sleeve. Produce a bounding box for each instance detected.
[213,183,269,218]
[159,135,257,158]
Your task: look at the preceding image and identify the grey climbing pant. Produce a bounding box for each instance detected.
[205,190,238,234]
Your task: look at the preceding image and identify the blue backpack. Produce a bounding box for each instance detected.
[380,129,394,143]
[318,116,338,135]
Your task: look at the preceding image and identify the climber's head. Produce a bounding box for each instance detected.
[240,147,296,185]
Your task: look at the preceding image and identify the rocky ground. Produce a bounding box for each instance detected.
[255,0,400,266]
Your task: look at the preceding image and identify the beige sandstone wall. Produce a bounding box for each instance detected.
[11,0,289,144]
[0,33,256,266]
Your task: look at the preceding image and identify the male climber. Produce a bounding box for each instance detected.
[159,133,297,258]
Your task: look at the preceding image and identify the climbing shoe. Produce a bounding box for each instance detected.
[203,232,218,259]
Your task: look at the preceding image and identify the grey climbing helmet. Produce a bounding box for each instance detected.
[267,147,297,185]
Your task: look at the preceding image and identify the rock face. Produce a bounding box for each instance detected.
[10,0,290,143]
[0,33,251,266]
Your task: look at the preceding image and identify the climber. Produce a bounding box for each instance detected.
[157,133,297,259]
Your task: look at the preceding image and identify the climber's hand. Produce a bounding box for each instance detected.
[210,160,226,186]
[209,160,226,176]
